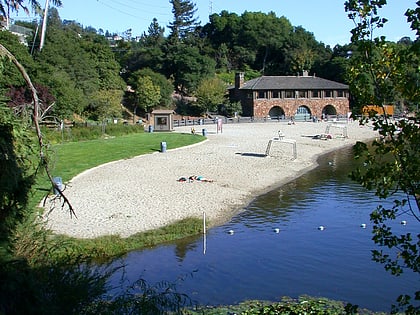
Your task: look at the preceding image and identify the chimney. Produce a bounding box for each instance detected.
[302,70,309,77]
[235,72,245,89]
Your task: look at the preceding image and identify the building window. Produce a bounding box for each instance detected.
[325,90,333,98]
[297,90,307,98]
[337,90,345,97]
[272,90,280,98]
[257,91,267,99]
[311,90,320,98]
[284,90,294,98]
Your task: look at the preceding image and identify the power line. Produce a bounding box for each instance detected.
[97,0,170,18]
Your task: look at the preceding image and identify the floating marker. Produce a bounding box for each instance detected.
[318,226,325,231]
[228,230,234,235]
[401,220,407,225]
[360,223,366,229]
[274,228,280,233]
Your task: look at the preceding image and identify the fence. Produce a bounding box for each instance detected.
[173,115,349,128]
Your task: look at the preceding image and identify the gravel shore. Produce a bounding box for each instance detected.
[43,120,377,238]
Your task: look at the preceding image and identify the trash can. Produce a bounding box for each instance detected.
[202,128,207,137]
[53,177,63,195]
[148,125,154,133]
[160,141,167,153]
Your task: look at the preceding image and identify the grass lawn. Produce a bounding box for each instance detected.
[29,131,206,259]
[49,131,204,183]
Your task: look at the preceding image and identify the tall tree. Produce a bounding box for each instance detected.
[167,0,200,43]
[0,0,62,28]
[164,44,216,94]
[345,0,420,312]
[142,17,165,47]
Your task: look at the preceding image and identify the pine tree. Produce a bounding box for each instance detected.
[167,0,200,42]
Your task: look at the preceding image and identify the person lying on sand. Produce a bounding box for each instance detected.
[189,175,214,182]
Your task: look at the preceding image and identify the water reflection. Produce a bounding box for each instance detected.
[108,146,418,312]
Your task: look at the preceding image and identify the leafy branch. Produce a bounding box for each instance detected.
[0,43,76,218]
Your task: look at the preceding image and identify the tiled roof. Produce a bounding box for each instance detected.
[239,76,349,90]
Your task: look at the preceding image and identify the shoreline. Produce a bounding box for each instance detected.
[43,121,378,239]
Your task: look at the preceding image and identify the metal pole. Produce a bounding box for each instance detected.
[39,0,50,51]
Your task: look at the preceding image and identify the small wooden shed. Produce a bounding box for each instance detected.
[151,109,175,131]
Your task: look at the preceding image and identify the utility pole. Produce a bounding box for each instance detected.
[39,0,50,51]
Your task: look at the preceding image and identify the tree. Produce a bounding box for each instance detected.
[345,0,420,312]
[135,76,161,113]
[32,13,125,119]
[167,0,200,43]
[194,76,226,115]
[163,44,216,94]
[0,0,62,29]
[141,18,165,47]
[88,89,123,122]
[129,68,173,108]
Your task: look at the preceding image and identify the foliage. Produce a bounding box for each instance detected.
[239,297,355,315]
[168,0,200,43]
[51,217,203,261]
[164,44,216,94]
[186,296,385,315]
[129,68,174,108]
[42,123,144,144]
[350,117,420,313]
[134,75,161,113]
[0,103,37,241]
[344,1,419,113]
[86,89,124,121]
[0,30,35,88]
[32,15,125,120]
[194,76,227,115]
[346,0,420,312]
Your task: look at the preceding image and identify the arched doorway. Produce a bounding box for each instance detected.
[322,105,337,119]
[268,106,285,120]
[295,105,311,121]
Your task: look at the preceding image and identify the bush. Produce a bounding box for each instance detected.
[42,123,144,144]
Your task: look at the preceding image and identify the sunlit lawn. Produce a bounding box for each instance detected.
[49,131,204,182]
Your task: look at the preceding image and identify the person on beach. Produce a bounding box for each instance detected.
[190,175,214,182]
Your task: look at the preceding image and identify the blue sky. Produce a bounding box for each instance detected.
[11,0,418,46]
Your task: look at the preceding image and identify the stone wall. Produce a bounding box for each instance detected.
[253,98,349,118]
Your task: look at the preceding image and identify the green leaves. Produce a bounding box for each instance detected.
[194,77,227,115]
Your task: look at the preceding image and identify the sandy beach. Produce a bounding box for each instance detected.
[43,120,377,238]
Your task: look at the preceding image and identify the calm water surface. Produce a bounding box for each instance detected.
[109,146,418,312]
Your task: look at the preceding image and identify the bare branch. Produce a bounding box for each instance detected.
[0,43,76,218]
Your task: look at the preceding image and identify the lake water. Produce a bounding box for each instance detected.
[109,146,418,312]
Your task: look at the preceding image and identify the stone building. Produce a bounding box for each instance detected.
[229,72,350,120]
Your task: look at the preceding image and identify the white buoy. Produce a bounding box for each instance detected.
[360,223,366,229]
[228,230,234,235]
[401,220,407,225]
[274,228,280,233]
[318,226,325,231]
